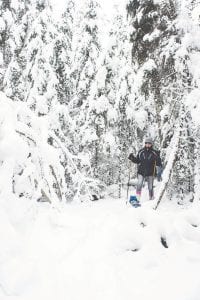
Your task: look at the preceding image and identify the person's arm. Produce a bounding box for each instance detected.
[128,152,140,164]
[155,150,162,167]
[155,151,162,181]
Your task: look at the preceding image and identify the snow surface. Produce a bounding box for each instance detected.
[0,193,200,300]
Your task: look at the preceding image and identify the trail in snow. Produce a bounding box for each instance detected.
[0,195,200,300]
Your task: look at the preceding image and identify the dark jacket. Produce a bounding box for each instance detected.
[129,147,162,177]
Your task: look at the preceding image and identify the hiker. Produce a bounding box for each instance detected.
[128,138,162,200]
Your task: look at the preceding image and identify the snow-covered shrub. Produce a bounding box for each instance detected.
[0,92,99,203]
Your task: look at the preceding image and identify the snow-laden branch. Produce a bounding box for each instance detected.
[154,126,180,209]
[49,131,103,202]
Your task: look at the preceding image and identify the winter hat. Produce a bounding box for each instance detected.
[145,137,153,145]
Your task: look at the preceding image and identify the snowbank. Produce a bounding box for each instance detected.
[0,196,200,300]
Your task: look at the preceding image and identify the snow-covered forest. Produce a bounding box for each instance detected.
[1,0,200,299]
[1,0,200,203]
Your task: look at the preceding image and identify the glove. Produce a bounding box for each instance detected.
[128,153,136,162]
[156,166,163,182]
[128,153,135,162]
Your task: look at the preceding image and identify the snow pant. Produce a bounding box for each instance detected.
[136,174,154,200]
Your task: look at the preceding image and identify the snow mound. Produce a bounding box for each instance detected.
[0,197,200,300]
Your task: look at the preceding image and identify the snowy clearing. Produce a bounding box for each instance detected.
[0,196,200,300]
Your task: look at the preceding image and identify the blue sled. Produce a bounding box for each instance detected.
[129,195,141,208]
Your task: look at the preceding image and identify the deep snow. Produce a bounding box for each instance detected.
[0,192,200,300]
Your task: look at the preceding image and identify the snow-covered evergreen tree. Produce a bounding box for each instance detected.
[82,10,137,192]
[126,0,198,203]
[70,0,102,108]
[0,0,28,91]
[127,0,179,143]
[53,0,75,105]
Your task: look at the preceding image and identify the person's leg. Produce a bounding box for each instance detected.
[136,174,144,200]
[147,176,154,200]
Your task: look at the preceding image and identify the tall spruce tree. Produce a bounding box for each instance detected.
[127,0,196,203]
